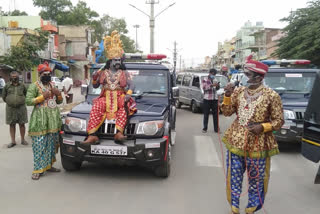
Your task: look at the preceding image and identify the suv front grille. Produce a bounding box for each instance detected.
[295,112,304,120]
[99,123,136,135]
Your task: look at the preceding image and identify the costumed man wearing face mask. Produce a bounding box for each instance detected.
[202,68,220,133]
[2,71,28,148]
[81,31,136,145]
[26,62,63,180]
[221,55,284,214]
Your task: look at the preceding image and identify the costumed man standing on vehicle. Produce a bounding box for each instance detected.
[221,55,284,214]
[81,31,136,145]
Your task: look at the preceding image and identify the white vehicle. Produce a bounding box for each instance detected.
[51,77,63,91]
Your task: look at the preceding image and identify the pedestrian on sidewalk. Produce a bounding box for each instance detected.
[221,55,284,214]
[202,68,220,133]
[62,74,73,104]
[2,71,28,148]
[26,62,63,180]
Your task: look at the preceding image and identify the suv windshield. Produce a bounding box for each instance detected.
[201,76,228,88]
[88,69,168,96]
[264,72,316,93]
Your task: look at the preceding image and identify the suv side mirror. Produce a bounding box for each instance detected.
[81,84,88,95]
[172,86,179,99]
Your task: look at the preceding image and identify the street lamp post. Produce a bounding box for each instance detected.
[133,24,140,50]
[129,1,176,53]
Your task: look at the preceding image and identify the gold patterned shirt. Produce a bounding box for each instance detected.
[221,85,284,158]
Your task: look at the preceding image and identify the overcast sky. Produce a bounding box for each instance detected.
[0,0,311,66]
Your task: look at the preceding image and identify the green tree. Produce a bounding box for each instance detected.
[33,0,98,25]
[63,1,99,25]
[33,0,72,22]
[92,14,137,53]
[3,10,28,16]
[275,0,320,65]
[0,29,49,71]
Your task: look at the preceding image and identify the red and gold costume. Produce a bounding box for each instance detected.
[87,31,136,136]
[87,69,136,134]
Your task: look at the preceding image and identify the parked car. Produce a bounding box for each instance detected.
[59,54,177,177]
[259,60,319,144]
[175,72,228,113]
[301,70,320,184]
[51,76,63,91]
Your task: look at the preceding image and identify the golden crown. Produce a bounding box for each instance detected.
[104,30,124,59]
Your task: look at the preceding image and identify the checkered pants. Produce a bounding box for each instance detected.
[226,150,271,214]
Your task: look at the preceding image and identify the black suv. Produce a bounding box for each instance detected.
[248,60,320,144]
[59,61,177,177]
[301,71,320,184]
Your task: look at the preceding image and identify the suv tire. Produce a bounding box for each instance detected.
[154,143,171,178]
[191,100,198,113]
[61,155,82,171]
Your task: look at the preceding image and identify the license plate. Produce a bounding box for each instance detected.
[297,124,303,128]
[91,145,127,156]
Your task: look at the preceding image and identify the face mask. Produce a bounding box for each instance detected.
[11,78,19,83]
[41,75,51,84]
[210,75,215,79]
[242,75,262,87]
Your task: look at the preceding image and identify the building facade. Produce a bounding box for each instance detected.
[235,21,264,64]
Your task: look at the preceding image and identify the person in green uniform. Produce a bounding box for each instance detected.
[26,62,63,180]
[2,71,28,148]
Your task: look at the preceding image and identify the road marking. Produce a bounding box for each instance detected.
[194,135,222,167]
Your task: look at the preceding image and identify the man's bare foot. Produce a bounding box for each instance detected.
[114,132,127,142]
[7,142,17,148]
[81,135,99,145]
[31,173,41,180]
[21,140,28,145]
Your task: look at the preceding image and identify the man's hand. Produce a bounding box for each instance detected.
[224,82,235,97]
[51,87,61,96]
[248,124,264,135]
[43,91,51,99]
[125,94,131,102]
[212,82,218,87]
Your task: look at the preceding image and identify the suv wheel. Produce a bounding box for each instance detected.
[61,155,82,171]
[175,99,182,109]
[154,143,171,178]
[191,100,198,113]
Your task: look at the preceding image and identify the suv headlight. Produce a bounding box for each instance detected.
[65,117,87,132]
[137,120,164,136]
[284,110,295,120]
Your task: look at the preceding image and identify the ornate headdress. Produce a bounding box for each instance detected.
[37,61,51,74]
[104,30,124,60]
[244,55,268,75]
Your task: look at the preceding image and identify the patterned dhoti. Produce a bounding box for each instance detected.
[226,150,270,214]
[87,90,136,134]
[32,133,59,174]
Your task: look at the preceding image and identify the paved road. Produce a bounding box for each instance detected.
[0,94,319,214]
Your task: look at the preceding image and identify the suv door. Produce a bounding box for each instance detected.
[180,75,192,105]
[190,75,201,105]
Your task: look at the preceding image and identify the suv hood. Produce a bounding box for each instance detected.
[71,100,168,117]
[280,93,309,108]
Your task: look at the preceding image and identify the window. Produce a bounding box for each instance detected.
[192,76,200,88]
[182,75,192,86]
[176,74,183,85]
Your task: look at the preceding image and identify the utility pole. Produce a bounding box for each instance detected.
[129,1,176,53]
[179,55,182,72]
[147,0,158,53]
[173,41,177,74]
[133,24,140,50]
